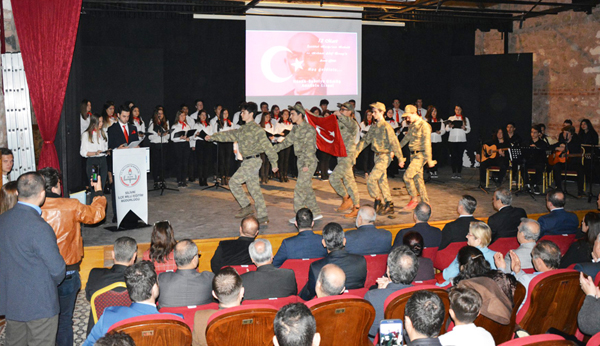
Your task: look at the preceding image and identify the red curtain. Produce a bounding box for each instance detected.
[11,0,82,169]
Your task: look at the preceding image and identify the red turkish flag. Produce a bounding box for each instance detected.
[305,111,347,157]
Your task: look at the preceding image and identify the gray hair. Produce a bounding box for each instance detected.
[459,195,478,215]
[494,188,512,206]
[414,202,432,222]
[388,245,419,284]
[174,239,198,267]
[532,240,561,269]
[248,238,273,264]
[114,237,138,263]
[357,205,376,223]
[518,218,540,241]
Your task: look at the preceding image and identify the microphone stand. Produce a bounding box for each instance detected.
[149,126,179,196]
[583,144,599,203]
[203,124,230,191]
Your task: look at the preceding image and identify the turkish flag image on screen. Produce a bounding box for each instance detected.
[246,30,358,97]
[306,111,347,157]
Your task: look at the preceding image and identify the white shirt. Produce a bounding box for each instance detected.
[360,122,372,138]
[2,174,9,186]
[445,115,471,143]
[439,323,495,346]
[263,123,277,144]
[417,107,428,120]
[429,118,446,143]
[80,130,108,158]
[80,114,90,135]
[170,121,193,144]
[274,121,294,143]
[232,111,241,126]
[391,108,404,123]
[354,111,362,125]
[191,121,214,148]
[147,120,170,144]
[131,118,146,139]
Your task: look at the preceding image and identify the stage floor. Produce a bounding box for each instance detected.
[82,166,598,247]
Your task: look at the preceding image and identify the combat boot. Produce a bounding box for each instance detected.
[344,206,359,218]
[257,216,269,224]
[235,204,254,218]
[336,195,353,212]
[374,199,381,214]
[379,201,394,215]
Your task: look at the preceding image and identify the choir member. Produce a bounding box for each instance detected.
[193,110,214,187]
[446,105,471,179]
[148,106,170,187]
[80,114,108,190]
[170,111,192,187]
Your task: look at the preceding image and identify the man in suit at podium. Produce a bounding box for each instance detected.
[488,188,527,243]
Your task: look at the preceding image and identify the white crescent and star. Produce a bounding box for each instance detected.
[316,126,335,143]
[261,46,297,83]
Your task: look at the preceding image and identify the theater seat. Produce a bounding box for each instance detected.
[595,271,600,287]
[90,282,132,323]
[241,295,299,309]
[489,237,520,255]
[433,242,467,270]
[497,334,573,346]
[364,254,388,288]
[587,331,600,346]
[383,285,450,334]
[344,288,369,297]
[223,264,257,275]
[422,247,438,263]
[108,313,191,346]
[206,304,277,345]
[538,234,576,255]
[281,258,322,293]
[159,303,219,331]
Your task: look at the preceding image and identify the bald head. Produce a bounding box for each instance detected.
[315,264,346,298]
[356,205,376,227]
[240,215,259,238]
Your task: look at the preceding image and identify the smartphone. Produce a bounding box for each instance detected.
[91,164,99,183]
[380,319,403,346]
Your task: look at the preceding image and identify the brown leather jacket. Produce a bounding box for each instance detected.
[41,193,107,266]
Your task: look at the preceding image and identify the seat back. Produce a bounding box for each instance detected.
[497,334,573,346]
[225,264,257,275]
[538,234,576,255]
[280,258,322,292]
[108,314,192,346]
[433,242,467,270]
[595,271,600,287]
[206,304,277,346]
[242,295,299,309]
[516,270,585,335]
[343,288,369,297]
[306,295,375,346]
[473,282,526,345]
[422,247,438,263]
[489,237,520,255]
[383,285,450,333]
[587,331,600,346]
[90,282,132,323]
[159,303,219,330]
[364,254,388,288]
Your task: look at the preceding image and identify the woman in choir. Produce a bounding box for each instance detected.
[215,108,236,186]
[80,99,92,135]
[425,106,445,178]
[310,106,321,116]
[193,110,214,186]
[101,101,117,128]
[446,105,471,179]
[80,114,109,190]
[358,109,375,178]
[129,105,146,141]
[275,109,294,182]
[271,105,281,121]
[260,112,276,184]
[170,110,192,187]
[148,106,169,188]
[142,220,177,275]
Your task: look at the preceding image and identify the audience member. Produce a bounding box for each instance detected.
[192,267,244,346]
[537,190,579,237]
[300,222,367,300]
[0,172,66,346]
[94,331,136,346]
[439,195,478,250]
[158,239,215,308]
[488,187,527,243]
[404,232,435,281]
[273,303,320,346]
[1,147,14,185]
[561,212,600,268]
[143,220,178,274]
[272,208,327,267]
[574,233,600,278]
[345,205,392,255]
[394,202,442,249]
[404,291,445,346]
[364,245,419,338]
[241,239,297,300]
[0,180,18,214]
[85,237,138,333]
[439,287,495,346]
[210,215,259,273]
[494,218,540,273]
[577,272,600,336]
[84,261,166,346]
[39,167,107,346]
[315,264,346,298]
[442,222,497,283]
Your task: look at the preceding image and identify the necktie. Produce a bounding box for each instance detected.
[395,110,399,123]
[123,125,129,143]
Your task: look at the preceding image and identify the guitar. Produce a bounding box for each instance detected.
[480,144,509,163]
[547,149,583,166]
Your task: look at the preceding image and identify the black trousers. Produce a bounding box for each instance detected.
[317,150,331,179]
[479,156,508,185]
[278,147,292,179]
[522,162,546,186]
[358,145,375,173]
[195,140,214,180]
[150,143,166,182]
[553,160,584,194]
[173,141,190,183]
[449,141,467,173]
[218,142,233,177]
[431,142,443,172]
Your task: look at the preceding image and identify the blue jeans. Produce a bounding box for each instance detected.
[56,271,81,346]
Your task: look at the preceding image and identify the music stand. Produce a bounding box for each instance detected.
[202,133,230,191]
[582,144,599,203]
[510,146,537,200]
[149,127,179,196]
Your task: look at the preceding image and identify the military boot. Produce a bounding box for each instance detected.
[235,204,254,218]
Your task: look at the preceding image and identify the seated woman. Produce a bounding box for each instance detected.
[561,212,600,268]
[478,128,510,189]
[0,181,18,214]
[403,231,435,282]
[142,220,177,274]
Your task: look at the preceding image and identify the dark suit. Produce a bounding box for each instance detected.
[107,122,140,150]
[394,222,442,249]
[299,249,367,300]
[210,236,255,273]
[241,264,297,300]
[158,269,215,308]
[364,282,412,337]
[439,216,478,250]
[574,262,600,278]
[538,208,579,237]
[272,231,328,268]
[84,264,128,334]
[488,206,528,243]
[345,225,392,255]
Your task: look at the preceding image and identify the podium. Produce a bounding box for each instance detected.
[112,148,149,227]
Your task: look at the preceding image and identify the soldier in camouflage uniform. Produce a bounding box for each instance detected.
[207,102,278,224]
[330,102,361,218]
[274,104,323,224]
[399,105,436,210]
[355,102,405,215]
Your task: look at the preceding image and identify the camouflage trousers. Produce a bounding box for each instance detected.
[229,157,268,218]
[330,154,360,205]
[403,152,429,204]
[294,160,321,215]
[367,152,392,202]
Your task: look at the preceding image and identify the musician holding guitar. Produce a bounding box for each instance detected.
[478,128,510,188]
[520,125,549,194]
[549,125,585,197]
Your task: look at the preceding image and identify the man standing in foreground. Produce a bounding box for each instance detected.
[0,172,66,346]
[207,102,278,225]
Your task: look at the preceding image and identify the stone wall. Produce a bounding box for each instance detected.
[475,7,600,139]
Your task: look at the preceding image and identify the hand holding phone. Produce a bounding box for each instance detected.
[380,319,403,346]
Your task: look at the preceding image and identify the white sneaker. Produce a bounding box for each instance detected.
[289,217,296,224]
[314,214,323,221]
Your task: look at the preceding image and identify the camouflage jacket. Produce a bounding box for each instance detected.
[275,120,317,166]
[400,117,433,164]
[210,121,278,168]
[338,114,359,155]
[355,120,404,161]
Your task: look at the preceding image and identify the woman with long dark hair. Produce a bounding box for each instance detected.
[171,111,192,187]
[216,108,236,185]
[101,101,116,129]
[560,212,600,268]
[142,220,177,274]
[275,109,294,182]
[80,99,92,135]
[403,231,435,281]
[425,106,445,177]
[478,128,510,188]
[129,105,145,141]
[446,105,471,179]
[148,106,170,187]
[578,119,598,145]
[80,114,109,190]
[193,110,214,186]
[271,105,281,121]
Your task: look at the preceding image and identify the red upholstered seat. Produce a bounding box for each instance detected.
[489,237,520,255]
[344,288,369,297]
[159,303,219,330]
[587,331,600,346]
[433,242,467,270]
[595,271,600,287]
[364,254,388,288]
[241,295,299,309]
[281,258,322,292]
[497,334,571,346]
[538,234,576,255]
[422,247,438,263]
[412,279,437,285]
[90,282,132,323]
[224,264,257,275]
[205,304,277,345]
[108,313,191,346]
[383,285,450,334]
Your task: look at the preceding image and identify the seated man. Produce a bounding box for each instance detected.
[241,239,297,300]
[404,291,445,346]
[364,245,418,338]
[210,215,259,273]
[85,236,138,334]
[273,208,328,267]
[494,218,540,273]
[552,125,585,197]
[273,303,321,346]
[487,187,527,243]
[394,202,442,248]
[299,222,366,300]
[439,287,494,346]
[158,239,214,308]
[537,190,579,237]
[192,267,244,346]
[439,195,478,250]
[84,261,171,345]
[315,264,346,298]
[345,205,392,255]
[521,125,549,194]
